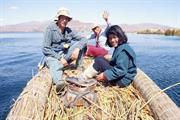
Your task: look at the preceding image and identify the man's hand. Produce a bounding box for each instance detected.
[71,48,80,60]
[96,72,107,81]
[60,58,68,67]
[102,11,109,22]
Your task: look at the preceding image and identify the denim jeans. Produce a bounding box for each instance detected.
[46,41,86,85]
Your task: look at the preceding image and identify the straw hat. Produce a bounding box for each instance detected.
[54,7,72,21]
[91,23,100,30]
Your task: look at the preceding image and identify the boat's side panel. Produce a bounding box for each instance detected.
[6,68,52,120]
[133,68,180,120]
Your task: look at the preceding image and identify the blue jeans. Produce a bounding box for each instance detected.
[46,41,86,85]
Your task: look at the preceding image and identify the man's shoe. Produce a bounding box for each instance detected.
[63,64,77,70]
[56,83,66,93]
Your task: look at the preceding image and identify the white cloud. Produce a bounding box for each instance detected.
[9,6,20,10]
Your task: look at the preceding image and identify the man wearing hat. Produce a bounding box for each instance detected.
[42,7,87,91]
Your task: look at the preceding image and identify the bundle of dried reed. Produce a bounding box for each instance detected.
[44,58,154,120]
[6,68,52,120]
[7,58,156,120]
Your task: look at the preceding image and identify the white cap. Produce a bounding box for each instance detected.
[54,7,72,21]
[91,23,100,30]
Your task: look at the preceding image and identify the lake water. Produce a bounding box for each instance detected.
[0,33,180,120]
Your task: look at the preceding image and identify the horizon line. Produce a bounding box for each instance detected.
[0,19,178,28]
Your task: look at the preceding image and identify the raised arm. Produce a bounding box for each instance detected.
[102,11,111,32]
[102,11,110,26]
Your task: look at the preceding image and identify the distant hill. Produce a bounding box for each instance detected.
[0,20,174,33]
[0,21,49,32]
[119,23,173,32]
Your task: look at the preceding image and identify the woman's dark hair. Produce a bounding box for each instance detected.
[106,25,128,47]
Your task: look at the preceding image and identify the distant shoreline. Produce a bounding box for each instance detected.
[137,28,180,36]
[1,20,179,34]
[1,31,180,37]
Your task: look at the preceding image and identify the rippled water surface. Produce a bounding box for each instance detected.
[0,33,179,120]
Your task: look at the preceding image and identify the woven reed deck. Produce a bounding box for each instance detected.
[6,58,180,120]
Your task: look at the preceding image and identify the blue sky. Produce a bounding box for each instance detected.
[0,0,180,27]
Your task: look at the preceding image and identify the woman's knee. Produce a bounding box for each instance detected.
[94,56,105,63]
[93,56,110,72]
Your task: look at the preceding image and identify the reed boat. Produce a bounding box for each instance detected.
[6,57,180,120]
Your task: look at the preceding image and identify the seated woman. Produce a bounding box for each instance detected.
[82,25,137,87]
[85,11,114,57]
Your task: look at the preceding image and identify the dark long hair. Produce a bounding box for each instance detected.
[106,25,128,47]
